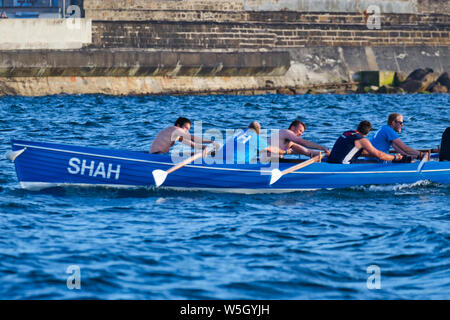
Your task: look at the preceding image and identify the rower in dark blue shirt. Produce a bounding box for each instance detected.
[328,120,402,164]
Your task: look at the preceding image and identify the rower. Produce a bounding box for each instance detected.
[218,121,285,164]
[269,120,330,158]
[150,117,219,154]
[370,113,422,159]
[439,127,450,161]
[328,120,402,164]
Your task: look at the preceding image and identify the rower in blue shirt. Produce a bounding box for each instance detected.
[370,113,422,159]
[220,121,286,164]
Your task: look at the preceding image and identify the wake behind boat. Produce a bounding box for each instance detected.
[6,139,450,193]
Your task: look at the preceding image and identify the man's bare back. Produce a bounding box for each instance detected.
[271,124,329,157]
[150,126,191,154]
[150,117,218,154]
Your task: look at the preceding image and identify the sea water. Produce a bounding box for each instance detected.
[0,93,449,299]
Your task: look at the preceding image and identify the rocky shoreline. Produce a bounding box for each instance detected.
[357,69,450,94]
[0,68,448,97]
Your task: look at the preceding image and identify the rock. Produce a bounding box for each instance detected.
[377,85,403,94]
[436,72,450,89]
[377,86,387,93]
[426,81,437,92]
[400,79,423,93]
[294,88,309,94]
[265,80,275,88]
[394,72,407,85]
[306,89,318,95]
[400,72,439,93]
[421,73,440,90]
[357,86,373,93]
[430,84,448,93]
[405,68,434,82]
[277,87,296,95]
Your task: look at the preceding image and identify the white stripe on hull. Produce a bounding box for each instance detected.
[19,182,319,194]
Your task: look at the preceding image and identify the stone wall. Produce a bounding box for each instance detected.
[418,0,450,14]
[83,0,449,20]
[84,0,449,50]
[89,20,449,50]
[84,9,450,24]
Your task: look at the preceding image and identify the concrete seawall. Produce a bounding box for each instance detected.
[0,50,290,77]
[0,0,449,96]
[0,19,92,50]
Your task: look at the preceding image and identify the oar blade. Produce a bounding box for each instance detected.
[152,169,168,187]
[270,169,283,185]
[5,148,26,162]
[416,154,428,173]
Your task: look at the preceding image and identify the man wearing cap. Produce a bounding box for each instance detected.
[328,120,402,164]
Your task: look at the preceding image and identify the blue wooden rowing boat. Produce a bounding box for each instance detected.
[7,139,450,193]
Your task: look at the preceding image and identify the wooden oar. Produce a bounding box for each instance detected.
[417,150,430,173]
[389,147,440,154]
[152,148,209,187]
[270,153,323,185]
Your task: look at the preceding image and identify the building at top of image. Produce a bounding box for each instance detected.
[0,0,83,18]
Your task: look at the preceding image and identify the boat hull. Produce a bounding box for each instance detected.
[9,140,450,193]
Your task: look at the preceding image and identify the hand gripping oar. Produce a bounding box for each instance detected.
[270,153,323,185]
[152,147,211,187]
[417,150,430,173]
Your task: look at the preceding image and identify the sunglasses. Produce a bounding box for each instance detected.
[395,120,404,125]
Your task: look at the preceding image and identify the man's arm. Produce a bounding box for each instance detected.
[357,138,401,161]
[285,130,329,153]
[289,143,321,157]
[265,145,287,155]
[392,138,421,158]
[190,135,214,144]
[172,130,211,149]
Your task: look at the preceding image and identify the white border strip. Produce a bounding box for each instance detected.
[19,182,318,194]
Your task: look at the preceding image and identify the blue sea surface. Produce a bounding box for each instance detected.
[0,93,449,299]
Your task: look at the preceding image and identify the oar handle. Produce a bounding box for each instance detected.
[281,153,323,175]
[389,148,440,154]
[166,151,204,174]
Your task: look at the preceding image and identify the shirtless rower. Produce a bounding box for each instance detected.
[150,117,219,154]
[270,120,330,158]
